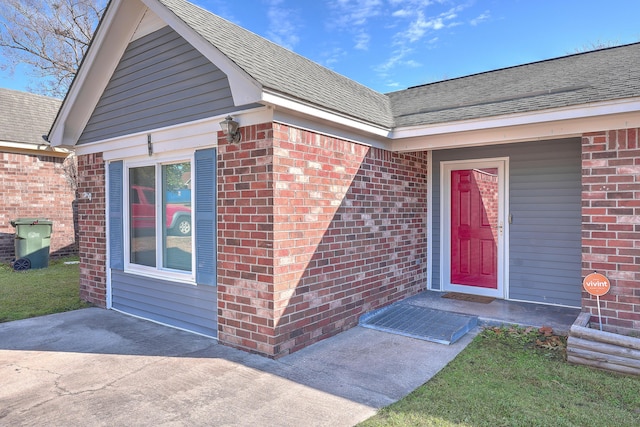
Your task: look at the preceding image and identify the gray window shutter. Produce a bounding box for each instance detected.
[194,148,217,285]
[108,161,124,270]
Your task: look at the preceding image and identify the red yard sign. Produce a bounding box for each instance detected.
[583,272,610,297]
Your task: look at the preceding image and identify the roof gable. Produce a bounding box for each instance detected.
[49,0,394,147]
[156,0,394,128]
[77,25,237,145]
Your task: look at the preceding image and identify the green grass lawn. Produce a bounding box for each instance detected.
[0,257,90,322]
[361,326,640,427]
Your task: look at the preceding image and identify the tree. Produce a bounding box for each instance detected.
[0,0,106,98]
[571,40,621,54]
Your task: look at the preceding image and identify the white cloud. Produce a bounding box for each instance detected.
[354,30,371,50]
[265,0,300,50]
[327,0,385,50]
[432,18,445,30]
[389,0,437,6]
[394,5,465,43]
[404,12,428,42]
[470,11,491,26]
[442,11,458,21]
[330,0,383,27]
[402,12,449,42]
[319,46,348,68]
[392,9,412,18]
[375,1,471,80]
[318,0,478,87]
[375,46,415,73]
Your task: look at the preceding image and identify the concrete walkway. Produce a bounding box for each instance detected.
[0,308,475,426]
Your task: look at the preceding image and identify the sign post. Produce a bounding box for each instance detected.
[583,272,611,331]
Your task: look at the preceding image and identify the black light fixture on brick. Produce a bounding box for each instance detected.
[219,115,241,143]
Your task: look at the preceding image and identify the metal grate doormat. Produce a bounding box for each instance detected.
[359,304,478,345]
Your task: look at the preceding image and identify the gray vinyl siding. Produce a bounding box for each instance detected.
[78,26,235,144]
[431,138,581,307]
[111,271,217,337]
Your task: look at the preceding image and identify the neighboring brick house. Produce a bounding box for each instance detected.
[49,0,639,358]
[0,88,77,263]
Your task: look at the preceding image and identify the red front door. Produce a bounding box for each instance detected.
[451,168,498,289]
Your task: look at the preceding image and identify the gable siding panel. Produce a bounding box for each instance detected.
[80,90,225,143]
[89,62,223,120]
[78,26,234,144]
[91,56,226,113]
[432,139,581,307]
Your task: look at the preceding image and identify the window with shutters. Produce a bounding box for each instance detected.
[109,147,216,286]
[126,160,194,277]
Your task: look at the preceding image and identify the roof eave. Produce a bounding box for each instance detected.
[0,140,72,157]
[390,97,640,151]
[262,89,392,139]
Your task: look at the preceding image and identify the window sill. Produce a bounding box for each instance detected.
[121,265,196,286]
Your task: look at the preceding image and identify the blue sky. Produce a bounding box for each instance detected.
[1,0,639,96]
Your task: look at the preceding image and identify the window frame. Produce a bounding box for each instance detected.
[123,152,196,284]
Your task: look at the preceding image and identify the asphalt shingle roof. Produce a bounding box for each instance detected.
[0,88,62,145]
[388,43,640,127]
[158,0,395,128]
[55,0,640,139]
[159,0,640,130]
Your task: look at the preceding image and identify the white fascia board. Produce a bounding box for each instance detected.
[391,97,640,151]
[262,90,392,141]
[140,0,263,107]
[49,0,147,148]
[76,107,272,160]
[130,8,167,42]
[272,109,390,150]
[0,141,71,157]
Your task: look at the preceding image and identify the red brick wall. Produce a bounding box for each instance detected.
[0,152,77,262]
[271,124,428,356]
[76,153,107,306]
[217,123,276,355]
[582,128,640,334]
[217,122,428,357]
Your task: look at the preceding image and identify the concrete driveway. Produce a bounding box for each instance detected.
[0,308,474,426]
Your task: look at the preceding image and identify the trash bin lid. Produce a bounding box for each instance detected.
[10,218,53,227]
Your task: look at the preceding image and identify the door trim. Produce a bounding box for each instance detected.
[440,158,509,298]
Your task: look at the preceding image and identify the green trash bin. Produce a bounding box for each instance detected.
[10,218,53,270]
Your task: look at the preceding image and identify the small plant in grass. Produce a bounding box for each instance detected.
[482,325,567,359]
